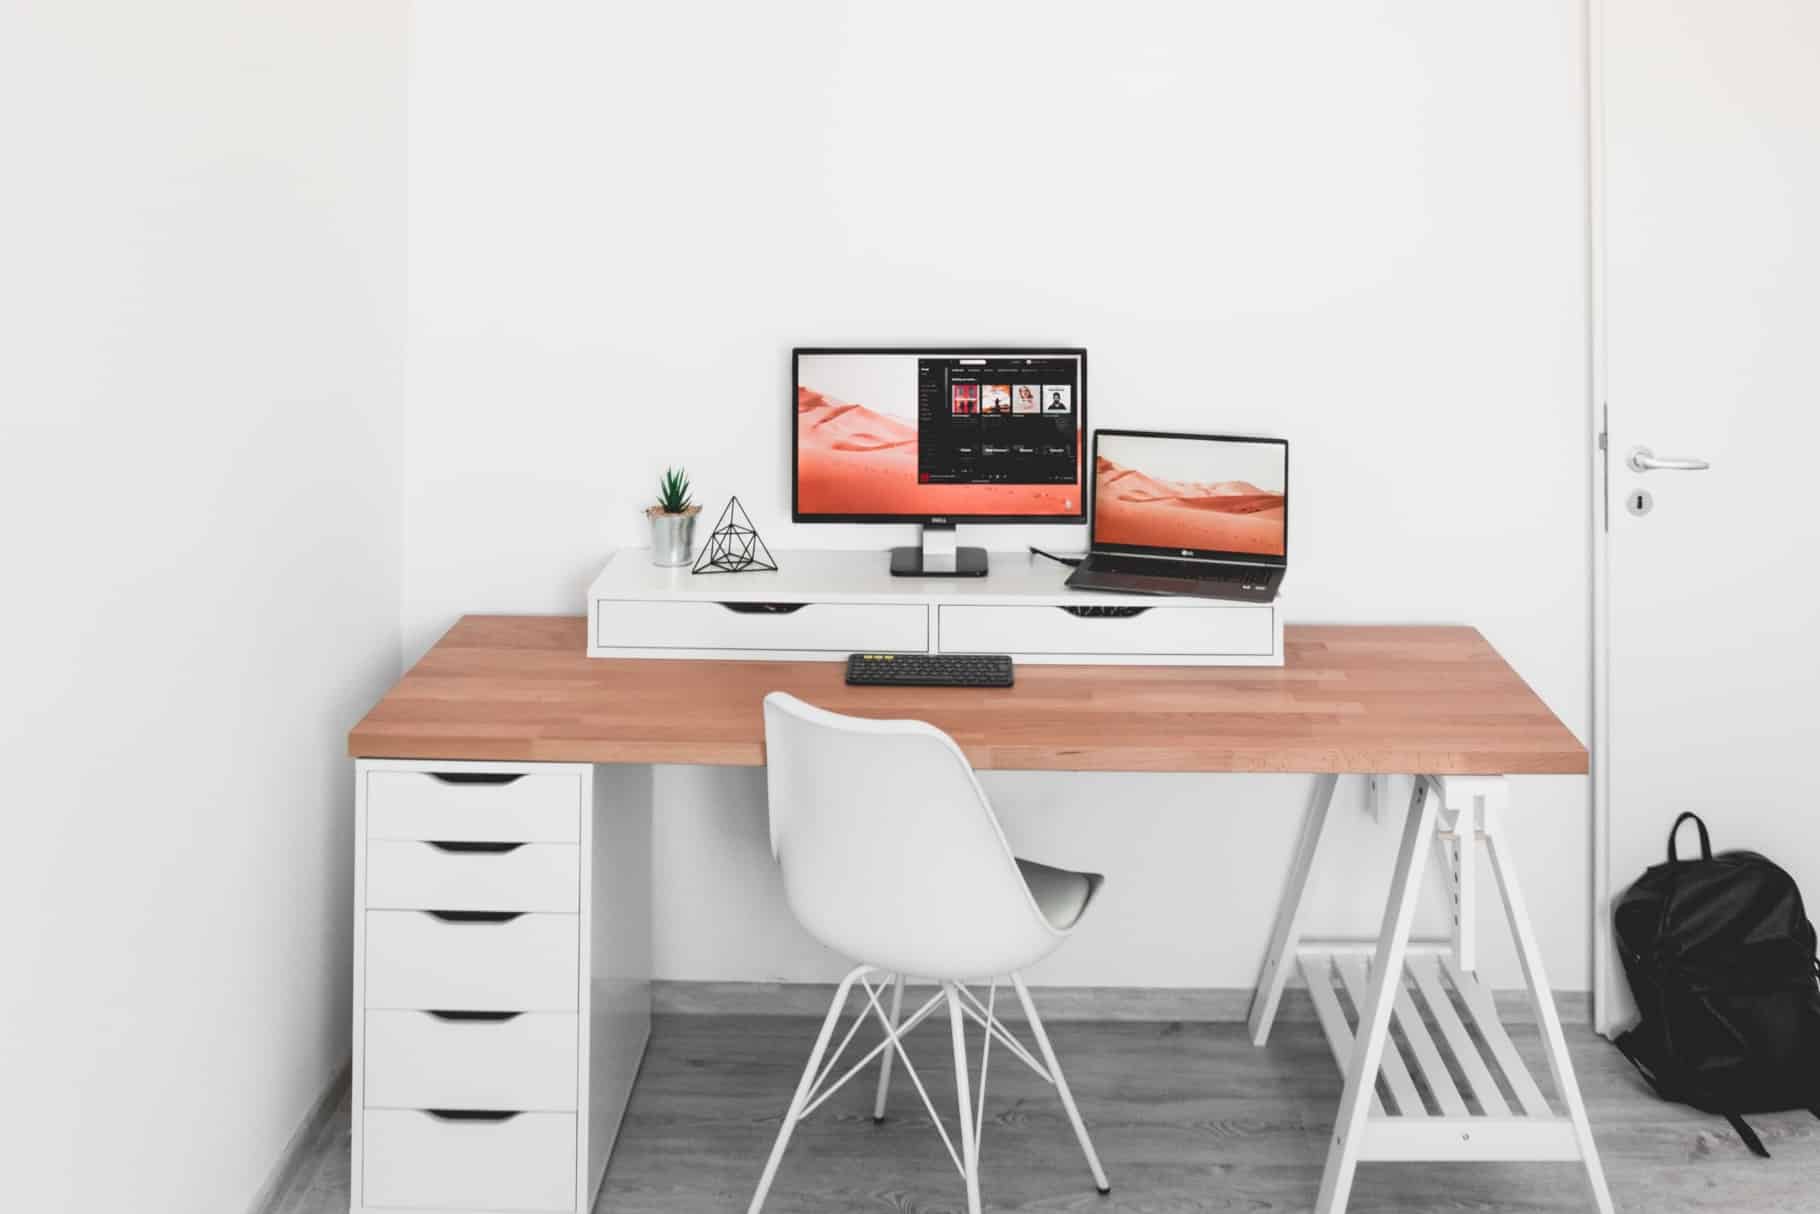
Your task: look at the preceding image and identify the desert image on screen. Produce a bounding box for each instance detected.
[1093,437,1285,555]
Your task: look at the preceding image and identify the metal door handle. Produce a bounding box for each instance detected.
[1627,445,1710,473]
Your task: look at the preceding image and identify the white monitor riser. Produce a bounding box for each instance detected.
[586,549,1284,667]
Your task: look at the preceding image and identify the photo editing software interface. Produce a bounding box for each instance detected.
[921,356,1078,484]
[795,350,1084,518]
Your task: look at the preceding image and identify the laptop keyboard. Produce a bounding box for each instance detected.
[1085,554,1265,584]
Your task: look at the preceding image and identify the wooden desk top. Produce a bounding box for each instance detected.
[347,616,1586,775]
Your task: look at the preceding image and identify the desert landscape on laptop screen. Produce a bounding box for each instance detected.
[1093,445,1285,555]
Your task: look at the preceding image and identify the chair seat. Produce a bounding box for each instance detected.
[1016,858,1104,931]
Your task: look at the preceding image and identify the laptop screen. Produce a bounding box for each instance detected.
[1092,431,1288,562]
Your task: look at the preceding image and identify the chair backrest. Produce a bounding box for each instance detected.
[762,692,1068,980]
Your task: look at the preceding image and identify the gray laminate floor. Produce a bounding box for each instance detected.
[276,1014,1820,1213]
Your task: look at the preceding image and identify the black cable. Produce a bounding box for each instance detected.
[1028,545,1083,568]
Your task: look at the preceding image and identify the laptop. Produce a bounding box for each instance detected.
[1065,429,1288,603]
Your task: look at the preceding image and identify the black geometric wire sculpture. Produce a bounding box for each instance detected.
[691,496,779,574]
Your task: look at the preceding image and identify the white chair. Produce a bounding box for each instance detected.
[750,691,1110,1214]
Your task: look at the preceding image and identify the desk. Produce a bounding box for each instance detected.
[352,615,1584,772]
[348,615,1609,1214]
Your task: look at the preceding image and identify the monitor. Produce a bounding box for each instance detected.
[793,347,1087,576]
[1091,430,1288,563]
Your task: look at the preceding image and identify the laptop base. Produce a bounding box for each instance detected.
[1066,560,1281,604]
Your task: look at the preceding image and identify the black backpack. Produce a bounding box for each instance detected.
[1613,812,1820,1156]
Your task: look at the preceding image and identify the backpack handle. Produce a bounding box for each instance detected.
[1668,811,1713,862]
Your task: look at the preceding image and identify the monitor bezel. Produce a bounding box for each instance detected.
[1089,428,1290,567]
[792,346,1089,525]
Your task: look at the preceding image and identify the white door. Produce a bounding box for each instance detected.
[1596,0,1820,1032]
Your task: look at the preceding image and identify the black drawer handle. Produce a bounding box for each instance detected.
[427,772,525,786]
[425,1109,521,1122]
[424,910,525,924]
[426,841,526,855]
[426,1010,522,1023]
[1056,604,1152,619]
[718,602,807,614]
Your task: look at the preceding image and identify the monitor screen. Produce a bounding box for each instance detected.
[1093,430,1288,561]
[793,348,1086,522]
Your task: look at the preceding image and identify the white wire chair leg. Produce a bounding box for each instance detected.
[1011,973,1111,1194]
[873,972,906,1122]
[748,965,870,1214]
[945,983,984,1214]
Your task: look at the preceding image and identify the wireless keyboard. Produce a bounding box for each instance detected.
[845,653,1014,688]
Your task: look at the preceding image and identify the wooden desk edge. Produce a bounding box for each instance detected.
[346,616,1589,776]
[345,737,1588,775]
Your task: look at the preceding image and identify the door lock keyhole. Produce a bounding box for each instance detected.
[1626,488,1654,517]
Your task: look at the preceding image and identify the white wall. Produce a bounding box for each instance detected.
[406,2,1593,991]
[0,4,407,1213]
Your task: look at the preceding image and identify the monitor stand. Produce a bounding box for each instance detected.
[890,524,988,578]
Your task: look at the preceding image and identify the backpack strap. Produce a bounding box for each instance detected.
[1614,1030,1667,1096]
[1621,1033,1770,1156]
[1724,1112,1770,1158]
[1668,812,1714,862]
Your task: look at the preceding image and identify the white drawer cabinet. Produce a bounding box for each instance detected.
[939,602,1277,660]
[594,598,928,656]
[366,770,580,843]
[586,549,1284,666]
[362,1109,577,1212]
[364,911,579,1012]
[352,760,651,1214]
[364,1010,579,1112]
[366,841,580,913]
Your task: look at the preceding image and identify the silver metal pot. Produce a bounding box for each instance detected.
[649,510,697,567]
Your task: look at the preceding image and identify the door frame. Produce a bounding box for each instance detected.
[1586,0,1621,1037]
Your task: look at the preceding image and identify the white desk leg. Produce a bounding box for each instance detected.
[1484,801,1616,1214]
[1248,772,1340,1045]
[1449,794,1477,973]
[1313,776,1439,1214]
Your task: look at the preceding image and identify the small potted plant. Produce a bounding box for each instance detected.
[647,466,701,567]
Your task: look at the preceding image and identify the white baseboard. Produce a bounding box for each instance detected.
[249,1063,350,1214]
[652,980,1591,1026]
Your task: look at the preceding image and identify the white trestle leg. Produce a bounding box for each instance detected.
[1313,775,1440,1214]
[1248,772,1340,1045]
[1261,775,1614,1214]
[1483,799,1616,1214]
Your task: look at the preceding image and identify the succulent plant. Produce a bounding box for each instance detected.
[655,466,694,514]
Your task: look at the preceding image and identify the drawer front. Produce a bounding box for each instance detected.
[365,911,578,1012]
[365,1010,578,1112]
[595,599,927,654]
[366,841,580,913]
[938,603,1275,657]
[363,1109,575,1211]
[366,771,580,843]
